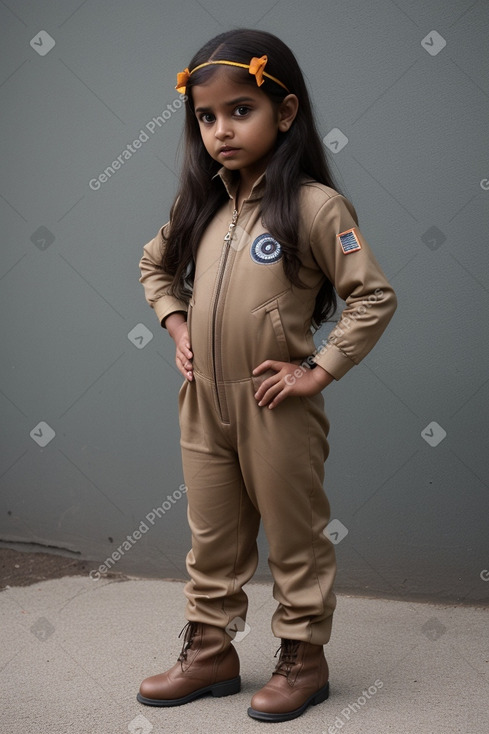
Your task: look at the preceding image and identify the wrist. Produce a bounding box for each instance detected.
[164,311,187,338]
[310,364,334,389]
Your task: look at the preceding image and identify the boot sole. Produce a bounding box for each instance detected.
[136,675,241,707]
[247,681,329,722]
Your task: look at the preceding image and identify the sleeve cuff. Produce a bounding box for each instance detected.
[312,343,356,380]
[153,297,188,327]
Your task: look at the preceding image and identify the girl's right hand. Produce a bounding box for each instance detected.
[165,312,193,381]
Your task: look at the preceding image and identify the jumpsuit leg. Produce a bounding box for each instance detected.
[179,376,336,646]
[179,377,261,629]
[236,384,337,646]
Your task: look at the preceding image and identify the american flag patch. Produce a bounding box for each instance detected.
[338,228,362,254]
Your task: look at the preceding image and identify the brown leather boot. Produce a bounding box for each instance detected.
[248,638,329,721]
[137,621,240,706]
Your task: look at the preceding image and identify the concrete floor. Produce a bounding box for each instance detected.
[1,574,488,734]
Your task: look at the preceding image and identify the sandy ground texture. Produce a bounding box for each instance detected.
[1,548,489,734]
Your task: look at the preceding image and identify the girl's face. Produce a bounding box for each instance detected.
[192,68,296,189]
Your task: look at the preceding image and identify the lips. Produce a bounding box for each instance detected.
[220,146,239,156]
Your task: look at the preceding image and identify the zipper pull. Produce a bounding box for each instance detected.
[224,209,238,243]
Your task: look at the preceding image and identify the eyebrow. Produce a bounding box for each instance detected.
[194,96,255,113]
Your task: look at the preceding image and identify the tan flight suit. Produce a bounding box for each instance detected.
[139,168,397,645]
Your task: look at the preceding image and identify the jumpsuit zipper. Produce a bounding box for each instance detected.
[211,205,239,423]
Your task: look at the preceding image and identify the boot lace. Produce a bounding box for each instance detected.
[177,621,198,662]
[272,639,300,677]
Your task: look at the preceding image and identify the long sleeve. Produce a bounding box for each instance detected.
[139,223,188,327]
[309,193,398,379]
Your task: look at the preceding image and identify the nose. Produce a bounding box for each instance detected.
[214,116,233,141]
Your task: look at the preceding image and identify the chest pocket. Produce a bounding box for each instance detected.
[252,296,290,364]
[186,298,194,338]
[267,304,289,362]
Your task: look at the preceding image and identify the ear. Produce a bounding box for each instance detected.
[278,94,299,132]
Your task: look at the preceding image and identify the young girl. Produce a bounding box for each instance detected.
[137,28,397,723]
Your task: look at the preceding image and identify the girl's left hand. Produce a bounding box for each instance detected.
[252,359,334,409]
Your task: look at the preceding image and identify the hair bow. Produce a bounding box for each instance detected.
[248,55,268,86]
[175,68,190,94]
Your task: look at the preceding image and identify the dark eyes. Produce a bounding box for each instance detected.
[198,106,251,123]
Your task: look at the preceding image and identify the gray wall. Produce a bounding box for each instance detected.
[1,0,488,604]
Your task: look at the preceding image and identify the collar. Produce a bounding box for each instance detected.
[213,167,267,204]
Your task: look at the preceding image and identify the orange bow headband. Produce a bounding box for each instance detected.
[175,55,289,95]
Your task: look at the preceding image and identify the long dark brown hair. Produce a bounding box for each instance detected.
[164,28,343,325]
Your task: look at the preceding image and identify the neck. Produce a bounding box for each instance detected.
[235,170,264,209]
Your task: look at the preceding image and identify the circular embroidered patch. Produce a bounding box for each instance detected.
[250,234,282,264]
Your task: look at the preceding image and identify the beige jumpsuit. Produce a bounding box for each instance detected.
[139,168,397,645]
